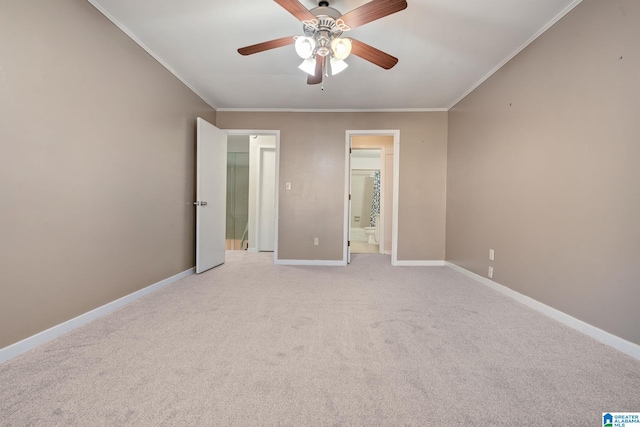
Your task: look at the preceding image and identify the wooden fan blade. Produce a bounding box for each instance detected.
[274,0,317,22]
[339,0,407,30]
[350,39,398,69]
[307,56,326,85]
[238,36,295,56]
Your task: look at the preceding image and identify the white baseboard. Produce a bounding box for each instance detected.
[275,259,346,266]
[393,260,446,267]
[445,262,640,361]
[274,258,445,267]
[0,268,195,365]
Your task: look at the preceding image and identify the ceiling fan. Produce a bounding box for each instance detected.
[238,0,408,85]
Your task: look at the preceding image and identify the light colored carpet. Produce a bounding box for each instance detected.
[1,252,639,426]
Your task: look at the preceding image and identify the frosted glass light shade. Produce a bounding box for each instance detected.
[330,38,352,60]
[330,58,348,75]
[295,37,316,59]
[299,58,317,75]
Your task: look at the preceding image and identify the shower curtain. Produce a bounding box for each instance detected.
[370,170,380,227]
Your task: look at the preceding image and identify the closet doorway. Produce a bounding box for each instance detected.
[224,131,279,259]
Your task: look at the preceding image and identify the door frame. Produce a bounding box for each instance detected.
[344,130,400,265]
[224,129,280,262]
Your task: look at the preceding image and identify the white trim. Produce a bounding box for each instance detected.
[391,133,400,266]
[344,137,352,264]
[0,268,194,365]
[274,259,346,266]
[217,108,448,113]
[394,260,446,267]
[445,262,640,361]
[447,0,583,110]
[223,130,280,263]
[87,1,218,110]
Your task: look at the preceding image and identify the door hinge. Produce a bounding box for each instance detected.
[349,194,351,201]
[348,240,351,247]
[349,148,352,154]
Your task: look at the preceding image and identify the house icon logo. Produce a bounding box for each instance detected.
[603,413,613,427]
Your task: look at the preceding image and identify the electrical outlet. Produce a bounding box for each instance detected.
[489,249,495,261]
[488,266,494,279]
[285,182,292,191]
[314,237,319,246]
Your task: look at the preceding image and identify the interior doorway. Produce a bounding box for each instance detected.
[344,131,400,264]
[224,131,279,259]
[350,149,383,254]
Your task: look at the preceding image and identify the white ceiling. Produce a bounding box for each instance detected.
[88,0,580,111]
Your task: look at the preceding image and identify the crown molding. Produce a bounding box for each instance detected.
[216,108,448,113]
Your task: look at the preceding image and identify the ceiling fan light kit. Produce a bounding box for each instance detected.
[331,38,352,60]
[294,36,316,59]
[238,0,408,85]
[298,57,317,75]
[329,57,348,75]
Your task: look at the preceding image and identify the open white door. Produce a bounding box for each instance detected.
[196,118,227,274]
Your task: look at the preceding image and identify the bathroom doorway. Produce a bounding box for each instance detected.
[350,150,382,254]
[344,131,399,264]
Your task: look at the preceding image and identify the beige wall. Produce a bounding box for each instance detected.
[446,0,640,345]
[352,136,394,254]
[0,0,215,348]
[217,112,448,261]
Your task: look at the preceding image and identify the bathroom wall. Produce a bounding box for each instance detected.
[351,152,382,170]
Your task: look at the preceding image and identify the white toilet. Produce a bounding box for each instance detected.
[363,214,380,244]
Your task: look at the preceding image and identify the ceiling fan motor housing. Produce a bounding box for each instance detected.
[304,3,348,33]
